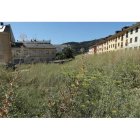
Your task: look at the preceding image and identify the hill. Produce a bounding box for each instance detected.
[63,38,104,54]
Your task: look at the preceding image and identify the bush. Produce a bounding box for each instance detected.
[55,47,75,60]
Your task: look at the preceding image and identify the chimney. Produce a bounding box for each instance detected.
[122,26,129,31]
[0,22,4,26]
[115,30,121,34]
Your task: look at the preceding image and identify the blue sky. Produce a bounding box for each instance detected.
[6,22,135,44]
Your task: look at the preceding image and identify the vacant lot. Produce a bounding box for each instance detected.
[0,49,140,117]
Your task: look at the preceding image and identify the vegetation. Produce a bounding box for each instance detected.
[63,38,104,54]
[1,49,140,117]
[55,47,75,60]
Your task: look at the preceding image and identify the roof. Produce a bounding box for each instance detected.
[23,42,56,49]
[0,25,6,32]
[96,22,140,46]
[106,22,140,40]
[0,24,15,42]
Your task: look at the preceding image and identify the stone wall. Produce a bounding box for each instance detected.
[0,32,12,64]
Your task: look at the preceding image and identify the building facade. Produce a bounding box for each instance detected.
[12,41,57,64]
[89,22,140,54]
[0,23,15,64]
[88,45,97,54]
[0,23,57,64]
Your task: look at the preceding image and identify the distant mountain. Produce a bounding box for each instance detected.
[63,38,104,54]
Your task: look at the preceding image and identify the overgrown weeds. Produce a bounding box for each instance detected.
[1,49,140,117]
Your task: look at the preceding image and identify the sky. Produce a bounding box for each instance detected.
[6,22,135,44]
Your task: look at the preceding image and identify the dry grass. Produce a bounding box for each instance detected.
[1,49,140,117]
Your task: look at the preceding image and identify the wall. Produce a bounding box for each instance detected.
[12,47,56,64]
[125,27,140,49]
[95,24,140,54]
[0,32,12,64]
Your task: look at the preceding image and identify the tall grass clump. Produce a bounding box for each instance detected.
[0,67,21,117]
[1,49,140,117]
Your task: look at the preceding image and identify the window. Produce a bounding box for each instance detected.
[118,43,120,47]
[115,44,117,49]
[126,32,128,38]
[136,27,139,33]
[130,29,133,34]
[121,42,123,48]
[130,38,132,43]
[125,40,128,46]
[118,36,120,40]
[135,37,138,42]
[121,36,123,41]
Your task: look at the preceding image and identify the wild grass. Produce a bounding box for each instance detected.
[1,49,140,117]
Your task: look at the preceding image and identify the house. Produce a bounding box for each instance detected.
[0,23,15,64]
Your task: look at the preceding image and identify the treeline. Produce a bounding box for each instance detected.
[55,38,104,60]
[63,38,104,55]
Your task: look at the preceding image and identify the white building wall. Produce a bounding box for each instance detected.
[90,24,140,54]
[124,27,140,49]
[88,48,94,54]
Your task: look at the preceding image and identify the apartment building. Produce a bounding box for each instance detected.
[88,45,97,54]
[89,22,140,54]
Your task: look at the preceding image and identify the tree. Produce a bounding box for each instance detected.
[80,48,85,54]
[55,47,75,60]
[62,47,74,59]
[55,52,65,60]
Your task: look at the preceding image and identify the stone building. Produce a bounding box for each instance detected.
[0,23,56,64]
[12,41,56,64]
[0,23,15,64]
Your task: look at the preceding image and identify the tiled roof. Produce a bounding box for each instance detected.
[0,24,15,42]
[96,22,140,45]
[23,42,56,49]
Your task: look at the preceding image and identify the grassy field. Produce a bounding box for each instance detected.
[1,49,140,117]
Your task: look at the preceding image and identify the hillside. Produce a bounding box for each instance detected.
[63,38,104,54]
[0,49,140,117]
